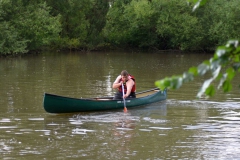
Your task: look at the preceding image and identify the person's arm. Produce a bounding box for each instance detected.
[112,75,122,89]
[123,79,134,98]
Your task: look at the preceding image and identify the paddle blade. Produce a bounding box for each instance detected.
[124,106,127,113]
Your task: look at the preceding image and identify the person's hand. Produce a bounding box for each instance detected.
[119,81,123,86]
[123,94,128,99]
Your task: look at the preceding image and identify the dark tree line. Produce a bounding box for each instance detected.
[0,0,240,55]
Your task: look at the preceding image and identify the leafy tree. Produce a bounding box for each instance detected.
[14,2,61,50]
[123,0,159,48]
[0,21,28,55]
[46,0,89,50]
[103,0,205,50]
[85,0,109,50]
[155,0,240,97]
[104,0,132,47]
[0,0,109,54]
[46,0,109,51]
[105,0,171,49]
[1,0,240,56]
[105,0,240,51]
[155,0,204,50]
[0,0,61,55]
[0,0,28,55]
[193,0,240,50]
[206,0,240,46]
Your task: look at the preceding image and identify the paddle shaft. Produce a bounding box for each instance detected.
[121,83,127,108]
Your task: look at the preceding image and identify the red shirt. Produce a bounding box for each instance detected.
[118,75,136,93]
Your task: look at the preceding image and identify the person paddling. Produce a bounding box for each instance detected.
[112,70,136,100]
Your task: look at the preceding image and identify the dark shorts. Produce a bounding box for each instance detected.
[113,91,136,100]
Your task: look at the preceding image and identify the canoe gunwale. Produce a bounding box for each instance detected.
[44,88,161,102]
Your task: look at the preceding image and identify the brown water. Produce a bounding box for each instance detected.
[0,51,240,159]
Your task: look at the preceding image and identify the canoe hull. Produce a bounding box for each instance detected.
[43,88,167,113]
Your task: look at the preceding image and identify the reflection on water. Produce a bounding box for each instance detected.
[168,100,240,159]
[1,52,240,159]
[0,98,240,159]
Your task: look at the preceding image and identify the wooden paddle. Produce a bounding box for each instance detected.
[122,83,128,112]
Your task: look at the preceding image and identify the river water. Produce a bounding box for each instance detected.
[0,51,240,159]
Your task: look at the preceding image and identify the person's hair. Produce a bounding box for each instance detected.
[121,70,129,76]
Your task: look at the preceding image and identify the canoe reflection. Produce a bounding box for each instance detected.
[44,101,167,128]
[43,102,167,158]
[44,101,167,138]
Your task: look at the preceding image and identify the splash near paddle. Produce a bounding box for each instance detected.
[121,83,128,112]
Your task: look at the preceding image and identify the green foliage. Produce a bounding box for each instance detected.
[155,40,240,97]
[0,0,27,55]
[198,0,240,48]
[1,0,240,55]
[0,0,61,55]
[105,0,240,51]
[0,0,108,54]
[103,0,132,46]
[46,0,109,50]
[0,21,28,55]
[15,2,61,50]
[105,0,173,48]
[46,0,89,43]
[85,0,109,50]
[66,38,80,51]
[156,0,204,50]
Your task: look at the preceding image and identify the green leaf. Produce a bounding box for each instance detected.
[155,78,171,90]
[197,78,213,97]
[198,63,209,76]
[171,77,183,89]
[182,72,194,83]
[188,67,198,76]
[226,67,235,81]
[216,72,223,80]
[200,0,207,5]
[205,85,215,97]
[155,80,165,90]
[234,47,240,55]
[217,73,227,89]
[223,80,232,92]
[215,48,226,58]
[226,40,239,48]
[210,59,221,70]
[202,60,210,65]
[212,66,221,79]
[163,78,171,87]
[214,46,233,58]
[234,55,240,62]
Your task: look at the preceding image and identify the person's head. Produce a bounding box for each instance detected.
[121,70,129,81]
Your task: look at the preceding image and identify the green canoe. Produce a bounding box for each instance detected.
[43,88,167,113]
